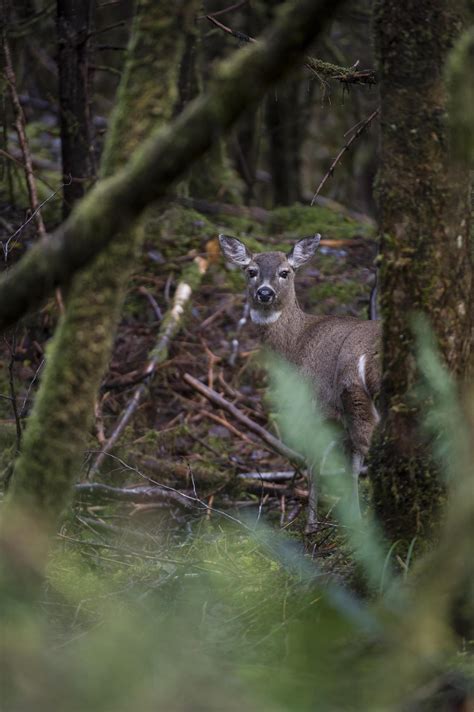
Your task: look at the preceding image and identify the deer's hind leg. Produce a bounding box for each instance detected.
[340,385,379,519]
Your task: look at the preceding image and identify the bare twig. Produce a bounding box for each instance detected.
[87,20,127,38]
[88,257,208,476]
[199,1,249,20]
[138,286,162,321]
[206,15,256,44]
[183,373,306,467]
[88,451,253,531]
[0,148,60,188]
[311,107,380,204]
[19,358,45,419]
[2,36,46,239]
[2,182,69,261]
[229,301,249,366]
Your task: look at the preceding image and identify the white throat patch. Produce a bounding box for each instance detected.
[250,309,282,325]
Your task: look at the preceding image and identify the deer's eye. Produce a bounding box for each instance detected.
[279,270,290,279]
[247,268,258,278]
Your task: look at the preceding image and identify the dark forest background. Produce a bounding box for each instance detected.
[0,1,473,710]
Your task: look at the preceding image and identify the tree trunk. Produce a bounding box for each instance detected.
[57,0,94,217]
[265,80,303,205]
[176,2,243,203]
[370,0,473,546]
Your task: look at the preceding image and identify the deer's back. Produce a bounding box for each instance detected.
[296,316,381,418]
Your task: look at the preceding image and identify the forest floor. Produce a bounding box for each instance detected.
[0,198,377,587]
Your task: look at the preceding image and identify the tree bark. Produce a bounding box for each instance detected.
[265,80,303,205]
[57,0,94,217]
[370,0,473,546]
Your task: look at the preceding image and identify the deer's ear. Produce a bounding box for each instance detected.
[287,234,321,269]
[219,234,252,267]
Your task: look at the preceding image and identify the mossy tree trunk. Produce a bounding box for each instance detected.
[6,0,192,528]
[175,1,243,203]
[370,0,473,546]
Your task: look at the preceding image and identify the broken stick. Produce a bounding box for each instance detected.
[183,372,306,468]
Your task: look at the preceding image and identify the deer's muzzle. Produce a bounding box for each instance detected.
[256,286,276,303]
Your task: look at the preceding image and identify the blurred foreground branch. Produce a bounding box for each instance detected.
[207,14,376,86]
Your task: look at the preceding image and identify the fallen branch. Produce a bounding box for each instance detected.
[0,0,347,332]
[238,470,297,481]
[311,108,380,204]
[200,0,249,20]
[74,482,194,509]
[207,15,376,86]
[89,257,208,476]
[242,479,308,498]
[183,372,306,468]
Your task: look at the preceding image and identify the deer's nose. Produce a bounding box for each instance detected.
[256,286,275,303]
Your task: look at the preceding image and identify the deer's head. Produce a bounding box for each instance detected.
[219,234,320,325]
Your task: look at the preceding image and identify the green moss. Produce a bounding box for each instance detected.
[269,203,373,241]
[308,279,366,313]
[142,206,215,259]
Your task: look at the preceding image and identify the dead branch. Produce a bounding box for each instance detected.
[199,1,249,20]
[0,147,60,184]
[89,257,208,476]
[2,36,46,239]
[238,471,297,481]
[311,108,380,204]
[183,373,306,468]
[74,482,195,509]
[242,478,308,498]
[2,182,68,261]
[206,15,376,86]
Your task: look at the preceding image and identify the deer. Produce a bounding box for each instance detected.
[219,233,381,532]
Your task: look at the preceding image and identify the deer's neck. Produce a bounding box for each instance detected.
[255,297,313,362]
